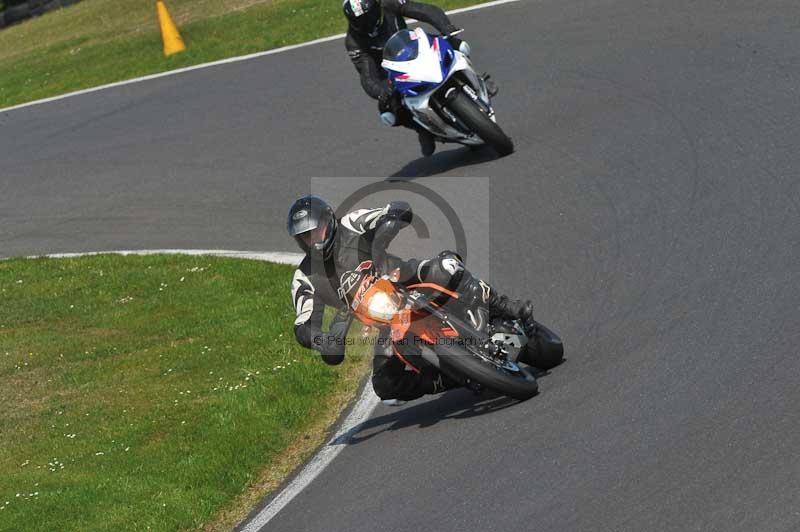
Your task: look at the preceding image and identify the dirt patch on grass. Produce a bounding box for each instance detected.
[0,370,72,422]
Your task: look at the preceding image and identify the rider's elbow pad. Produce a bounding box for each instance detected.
[386,201,413,225]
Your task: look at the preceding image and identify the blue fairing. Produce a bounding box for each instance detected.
[384,33,456,97]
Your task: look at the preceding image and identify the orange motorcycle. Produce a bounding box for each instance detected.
[339,258,563,401]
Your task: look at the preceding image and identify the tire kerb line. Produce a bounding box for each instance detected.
[13,249,380,531]
[33,248,305,265]
[0,0,522,115]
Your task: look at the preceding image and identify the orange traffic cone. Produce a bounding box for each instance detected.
[156,1,186,57]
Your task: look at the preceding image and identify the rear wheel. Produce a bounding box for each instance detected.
[435,341,538,401]
[447,91,514,156]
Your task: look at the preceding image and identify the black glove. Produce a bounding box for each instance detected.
[328,318,349,342]
[313,314,349,364]
[378,86,398,113]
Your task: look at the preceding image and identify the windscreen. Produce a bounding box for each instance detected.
[383,30,420,62]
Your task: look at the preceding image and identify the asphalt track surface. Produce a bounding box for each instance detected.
[3,0,800,530]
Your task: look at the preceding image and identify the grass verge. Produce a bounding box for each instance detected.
[0,0,486,109]
[0,254,370,531]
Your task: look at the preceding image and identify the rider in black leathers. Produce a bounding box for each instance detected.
[288,195,536,401]
[343,0,470,157]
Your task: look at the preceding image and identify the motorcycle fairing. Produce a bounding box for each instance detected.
[382,28,453,96]
[403,56,493,144]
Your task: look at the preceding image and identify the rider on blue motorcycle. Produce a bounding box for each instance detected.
[343,0,473,157]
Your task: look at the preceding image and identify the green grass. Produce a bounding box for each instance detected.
[0,254,369,531]
[0,0,485,109]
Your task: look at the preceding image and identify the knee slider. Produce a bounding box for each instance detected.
[371,372,396,400]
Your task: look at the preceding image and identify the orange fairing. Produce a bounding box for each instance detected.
[391,309,412,341]
[352,278,401,327]
[351,278,461,347]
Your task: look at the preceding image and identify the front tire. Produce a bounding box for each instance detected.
[434,342,538,401]
[522,322,564,370]
[447,91,514,156]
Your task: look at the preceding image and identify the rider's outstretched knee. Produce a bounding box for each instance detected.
[417,250,466,290]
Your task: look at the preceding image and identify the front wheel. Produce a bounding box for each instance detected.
[447,91,514,156]
[434,341,538,401]
[522,322,564,370]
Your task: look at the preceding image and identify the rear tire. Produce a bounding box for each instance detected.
[435,342,538,401]
[447,91,514,156]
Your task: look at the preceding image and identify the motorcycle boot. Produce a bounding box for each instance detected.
[418,129,436,157]
[458,273,536,336]
[481,73,498,97]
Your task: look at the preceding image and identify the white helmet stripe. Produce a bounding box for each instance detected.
[348,0,365,16]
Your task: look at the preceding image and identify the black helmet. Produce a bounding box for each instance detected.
[343,0,383,37]
[287,195,338,258]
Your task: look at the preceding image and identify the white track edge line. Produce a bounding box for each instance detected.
[0,0,521,115]
[31,249,305,265]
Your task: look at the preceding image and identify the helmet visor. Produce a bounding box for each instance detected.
[298,222,330,249]
[293,211,335,254]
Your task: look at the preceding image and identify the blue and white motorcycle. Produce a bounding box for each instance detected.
[381,28,513,156]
